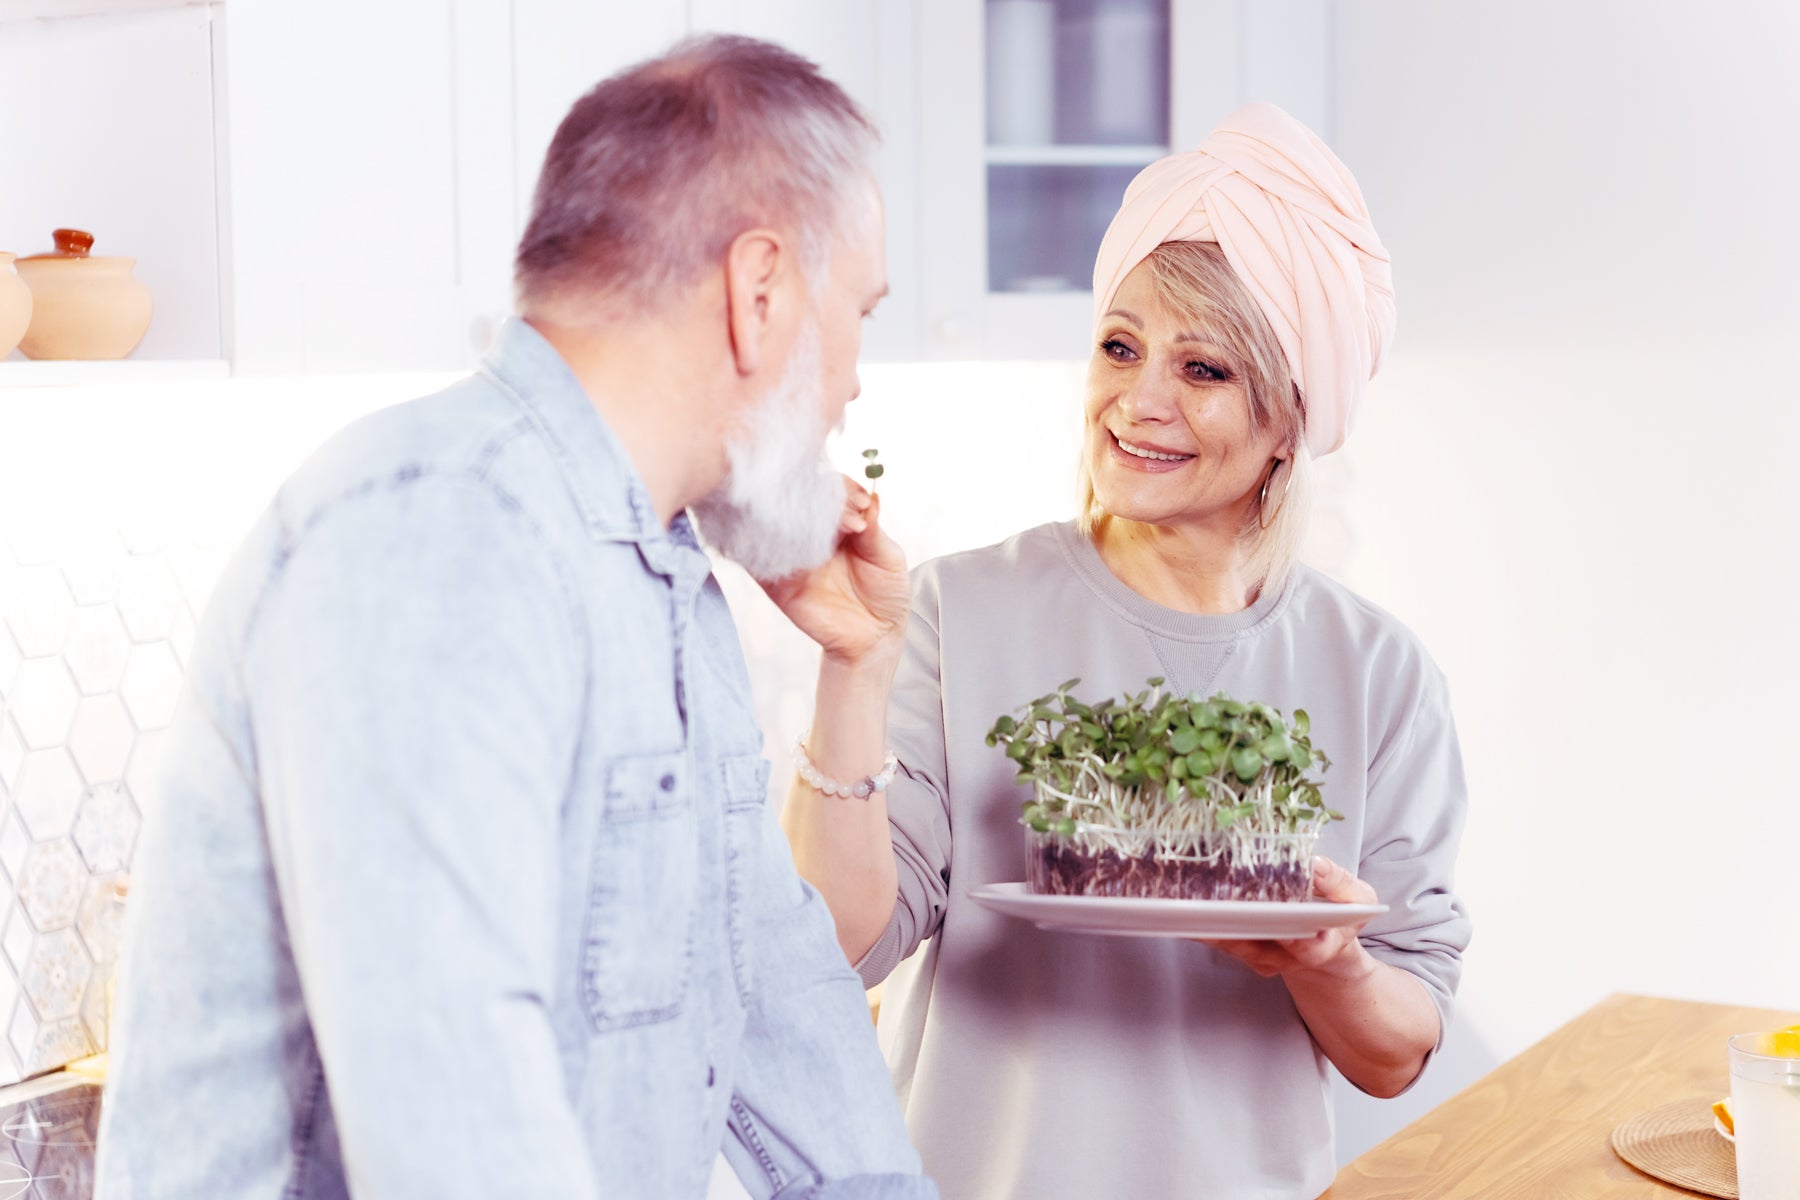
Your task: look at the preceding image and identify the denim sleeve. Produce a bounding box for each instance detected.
[720,800,937,1200]
[243,474,601,1198]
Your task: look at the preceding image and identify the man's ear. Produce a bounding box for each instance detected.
[724,228,786,377]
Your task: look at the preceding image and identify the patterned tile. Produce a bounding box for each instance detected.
[0,957,17,1038]
[67,695,134,785]
[81,965,111,1051]
[22,929,88,1023]
[27,1017,90,1076]
[0,813,28,887]
[116,556,183,644]
[176,544,229,613]
[0,716,22,792]
[18,840,85,933]
[123,729,166,820]
[63,605,132,696]
[6,658,78,749]
[75,877,126,968]
[5,513,84,570]
[1,566,75,658]
[119,642,183,731]
[2,906,32,976]
[8,995,36,1067]
[0,510,221,1082]
[170,603,198,668]
[71,785,137,876]
[12,750,82,841]
[0,623,19,698]
[115,510,177,558]
[58,525,127,606]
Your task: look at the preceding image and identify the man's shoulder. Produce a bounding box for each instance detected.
[273,372,571,536]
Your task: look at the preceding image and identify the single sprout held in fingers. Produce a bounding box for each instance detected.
[862,447,884,490]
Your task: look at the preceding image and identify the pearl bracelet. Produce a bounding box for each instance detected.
[793,736,899,800]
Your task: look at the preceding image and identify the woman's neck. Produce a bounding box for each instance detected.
[1090,517,1260,615]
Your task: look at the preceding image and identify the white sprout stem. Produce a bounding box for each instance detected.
[1034,755,1323,865]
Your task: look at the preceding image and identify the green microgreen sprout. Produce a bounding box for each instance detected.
[861,447,884,488]
[985,677,1339,864]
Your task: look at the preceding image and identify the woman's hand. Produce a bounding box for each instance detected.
[1202,856,1441,1098]
[1203,856,1379,979]
[762,478,910,668]
[772,479,910,963]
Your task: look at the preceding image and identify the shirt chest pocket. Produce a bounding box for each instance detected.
[581,751,698,1032]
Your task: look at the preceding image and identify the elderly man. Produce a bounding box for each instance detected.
[96,35,934,1200]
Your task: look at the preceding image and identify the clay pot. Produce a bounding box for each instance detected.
[0,252,30,358]
[16,228,154,360]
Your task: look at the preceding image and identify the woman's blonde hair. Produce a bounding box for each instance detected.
[1078,240,1313,593]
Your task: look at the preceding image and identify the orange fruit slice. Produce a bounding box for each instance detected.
[1712,1097,1735,1137]
[1756,1023,1800,1058]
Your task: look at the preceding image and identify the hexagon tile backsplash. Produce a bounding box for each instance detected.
[0,519,211,1085]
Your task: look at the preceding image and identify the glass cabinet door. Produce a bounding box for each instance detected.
[917,0,1316,360]
[983,0,1169,295]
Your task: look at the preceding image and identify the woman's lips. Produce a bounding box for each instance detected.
[1108,430,1195,473]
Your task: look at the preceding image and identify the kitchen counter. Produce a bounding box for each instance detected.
[1323,992,1793,1199]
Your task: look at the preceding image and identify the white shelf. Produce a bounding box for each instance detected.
[0,359,230,387]
[984,143,1167,168]
[0,0,211,21]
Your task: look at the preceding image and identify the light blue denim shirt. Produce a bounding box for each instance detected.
[95,319,935,1200]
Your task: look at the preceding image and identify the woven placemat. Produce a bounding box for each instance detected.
[1611,1097,1737,1199]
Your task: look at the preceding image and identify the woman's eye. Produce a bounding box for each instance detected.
[1186,360,1228,382]
[1100,338,1135,361]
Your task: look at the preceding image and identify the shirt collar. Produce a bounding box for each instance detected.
[480,316,686,547]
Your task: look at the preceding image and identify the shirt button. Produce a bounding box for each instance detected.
[659,773,676,792]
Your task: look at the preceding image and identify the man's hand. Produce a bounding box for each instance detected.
[1201,856,1380,980]
[762,478,909,668]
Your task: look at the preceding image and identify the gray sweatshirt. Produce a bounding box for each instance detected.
[856,522,1471,1200]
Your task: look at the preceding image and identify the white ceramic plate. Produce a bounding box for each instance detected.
[968,882,1388,940]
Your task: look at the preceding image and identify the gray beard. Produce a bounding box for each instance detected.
[690,322,844,583]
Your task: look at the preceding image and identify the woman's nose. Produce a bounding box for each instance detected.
[1116,370,1178,423]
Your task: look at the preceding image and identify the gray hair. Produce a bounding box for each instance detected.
[515,34,878,313]
[1078,240,1312,592]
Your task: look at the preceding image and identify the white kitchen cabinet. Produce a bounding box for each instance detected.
[0,0,915,375]
[914,0,1330,361]
[508,0,1330,365]
[221,0,516,374]
[2,0,518,377]
[2,1,1331,376]
[0,3,224,367]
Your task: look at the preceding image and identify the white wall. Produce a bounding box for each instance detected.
[1322,0,1800,1158]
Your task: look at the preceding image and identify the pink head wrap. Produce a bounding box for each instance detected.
[1091,103,1394,458]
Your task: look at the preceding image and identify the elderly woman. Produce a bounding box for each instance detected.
[777,104,1470,1199]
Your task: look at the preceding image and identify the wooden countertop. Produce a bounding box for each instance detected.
[1323,992,1796,1199]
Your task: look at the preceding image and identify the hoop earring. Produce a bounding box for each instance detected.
[1257,458,1291,531]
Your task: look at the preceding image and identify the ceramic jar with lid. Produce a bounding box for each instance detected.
[16,228,154,360]
[0,252,30,358]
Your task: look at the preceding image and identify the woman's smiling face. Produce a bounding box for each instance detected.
[1083,260,1286,537]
